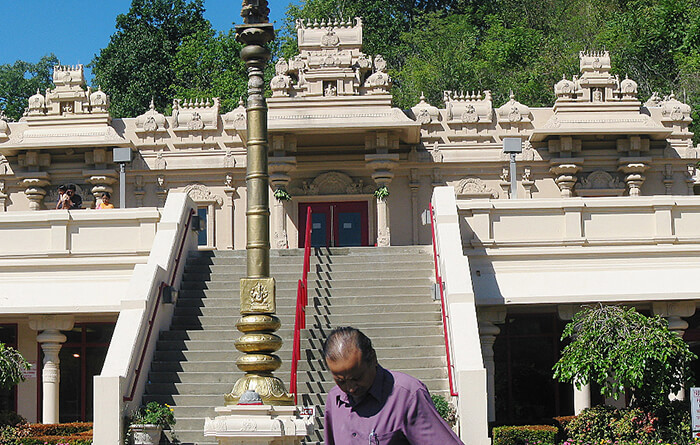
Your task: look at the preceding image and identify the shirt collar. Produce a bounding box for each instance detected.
[335,365,386,406]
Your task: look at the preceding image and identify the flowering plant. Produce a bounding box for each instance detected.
[130,401,175,428]
[273,188,292,201]
[374,186,389,201]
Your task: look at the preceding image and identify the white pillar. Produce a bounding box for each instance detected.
[478,308,506,423]
[269,156,296,249]
[478,321,500,422]
[38,331,65,424]
[29,315,74,424]
[652,301,695,401]
[574,383,591,414]
[365,153,398,247]
[224,174,236,250]
[410,169,420,244]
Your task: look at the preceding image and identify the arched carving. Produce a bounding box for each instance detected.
[455,177,497,199]
[184,183,223,206]
[291,171,374,196]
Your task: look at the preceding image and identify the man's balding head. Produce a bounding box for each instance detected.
[323,326,377,366]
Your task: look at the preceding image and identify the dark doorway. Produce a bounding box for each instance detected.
[493,313,573,425]
[299,202,369,247]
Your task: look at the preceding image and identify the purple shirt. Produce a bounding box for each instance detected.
[324,366,464,445]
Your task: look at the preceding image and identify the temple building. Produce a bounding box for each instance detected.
[0,18,699,444]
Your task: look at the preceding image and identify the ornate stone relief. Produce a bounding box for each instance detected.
[577,170,625,196]
[660,93,692,123]
[135,99,167,134]
[172,98,219,131]
[496,91,531,124]
[411,93,440,125]
[184,183,223,206]
[454,177,497,199]
[0,110,9,140]
[223,98,247,130]
[444,90,493,124]
[290,171,373,196]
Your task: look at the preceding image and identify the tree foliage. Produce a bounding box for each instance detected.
[553,305,696,410]
[0,343,30,390]
[0,55,59,121]
[171,29,248,113]
[281,0,700,139]
[91,0,210,117]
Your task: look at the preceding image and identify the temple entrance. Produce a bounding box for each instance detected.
[299,201,369,247]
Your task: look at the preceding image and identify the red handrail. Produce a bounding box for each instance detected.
[124,208,195,402]
[291,206,313,404]
[429,202,458,397]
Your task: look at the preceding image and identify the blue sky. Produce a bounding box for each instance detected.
[0,0,294,82]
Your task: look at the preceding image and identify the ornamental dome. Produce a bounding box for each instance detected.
[410,93,440,125]
[619,75,638,99]
[661,93,691,122]
[27,89,45,115]
[89,87,109,112]
[554,75,576,98]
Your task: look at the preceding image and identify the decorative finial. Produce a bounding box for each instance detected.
[149,97,155,110]
[509,89,515,100]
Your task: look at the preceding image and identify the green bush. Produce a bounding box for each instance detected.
[431,394,457,426]
[565,405,657,444]
[654,400,693,445]
[0,410,26,427]
[492,425,557,445]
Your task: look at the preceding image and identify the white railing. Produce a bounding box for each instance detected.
[431,186,490,445]
[93,193,197,445]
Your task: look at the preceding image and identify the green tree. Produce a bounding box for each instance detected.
[553,305,696,410]
[0,343,29,389]
[171,28,248,113]
[91,0,210,117]
[0,55,59,121]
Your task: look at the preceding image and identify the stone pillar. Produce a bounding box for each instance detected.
[134,176,145,207]
[365,154,399,247]
[18,174,50,211]
[29,315,74,424]
[84,170,118,208]
[574,383,591,415]
[224,174,237,250]
[550,159,582,198]
[156,176,168,207]
[0,180,8,212]
[652,301,696,401]
[618,158,649,197]
[558,305,592,413]
[522,167,534,199]
[478,308,506,423]
[269,157,296,249]
[409,169,420,244]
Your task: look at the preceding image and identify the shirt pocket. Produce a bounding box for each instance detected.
[376,430,404,445]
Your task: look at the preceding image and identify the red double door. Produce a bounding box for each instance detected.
[299,201,369,247]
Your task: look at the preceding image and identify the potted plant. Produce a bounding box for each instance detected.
[128,401,175,445]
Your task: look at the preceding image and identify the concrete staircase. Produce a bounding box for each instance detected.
[143,246,449,444]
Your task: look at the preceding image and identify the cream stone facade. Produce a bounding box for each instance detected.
[1,17,700,444]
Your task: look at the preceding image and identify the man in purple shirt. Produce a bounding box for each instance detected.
[323,326,464,445]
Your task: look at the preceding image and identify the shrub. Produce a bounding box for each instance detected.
[492,425,557,445]
[655,400,693,445]
[565,405,657,444]
[554,305,696,410]
[0,410,26,427]
[130,401,175,428]
[431,394,457,426]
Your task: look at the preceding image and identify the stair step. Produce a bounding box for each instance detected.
[145,246,445,445]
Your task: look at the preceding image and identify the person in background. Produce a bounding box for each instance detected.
[55,185,68,209]
[323,326,464,445]
[97,192,114,209]
[65,184,82,209]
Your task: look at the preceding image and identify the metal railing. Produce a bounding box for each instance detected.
[429,202,458,397]
[291,206,313,403]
